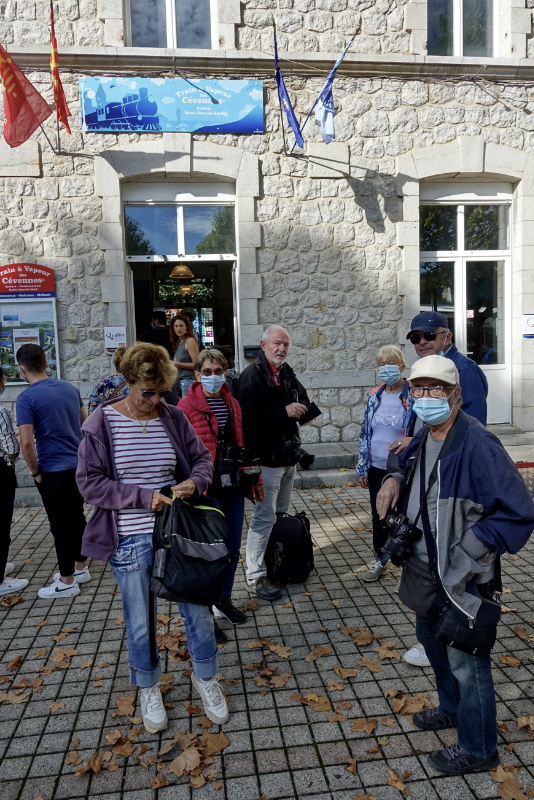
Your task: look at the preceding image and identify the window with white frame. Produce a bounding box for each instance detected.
[128,0,217,49]
[427,0,498,57]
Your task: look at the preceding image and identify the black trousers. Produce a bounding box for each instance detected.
[36,468,87,577]
[0,459,17,581]
[368,465,389,556]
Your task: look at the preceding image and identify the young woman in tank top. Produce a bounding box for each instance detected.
[170,313,200,399]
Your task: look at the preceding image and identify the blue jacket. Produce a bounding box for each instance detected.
[357,381,415,476]
[445,344,488,425]
[394,412,534,620]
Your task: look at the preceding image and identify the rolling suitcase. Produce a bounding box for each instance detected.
[265,511,314,586]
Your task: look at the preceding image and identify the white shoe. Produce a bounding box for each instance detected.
[212,605,223,619]
[403,643,431,667]
[4,562,14,577]
[53,567,91,584]
[140,684,168,733]
[38,578,80,599]
[0,578,29,596]
[192,674,229,725]
[361,560,388,583]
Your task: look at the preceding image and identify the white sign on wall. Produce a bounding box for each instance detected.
[523,314,534,338]
[105,326,127,353]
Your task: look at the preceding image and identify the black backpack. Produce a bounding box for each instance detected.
[151,486,229,606]
[264,511,314,586]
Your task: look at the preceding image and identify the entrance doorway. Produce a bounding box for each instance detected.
[419,193,511,424]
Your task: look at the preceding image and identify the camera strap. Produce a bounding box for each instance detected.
[204,397,236,461]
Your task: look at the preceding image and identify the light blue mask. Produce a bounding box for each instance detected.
[415,350,445,359]
[201,375,226,394]
[378,365,401,385]
[413,398,453,425]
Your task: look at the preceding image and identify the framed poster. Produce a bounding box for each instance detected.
[0,264,60,384]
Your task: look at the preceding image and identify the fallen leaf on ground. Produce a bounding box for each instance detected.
[201,730,231,756]
[320,499,332,505]
[340,627,355,636]
[150,774,170,789]
[75,751,106,776]
[98,662,110,669]
[490,764,528,800]
[113,741,135,758]
[66,751,82,766]
[352,630,382,646]
[506,744,515,752]
[514,625,529,640]
[33,649,47,658]
[244,598,258,612]
[185,703,202,715]
[169,747,202,778]
[387,690,432,716]
[367,745,379,754]
[80,660,93,670]
[34,621,47,627]
[105,730,123,745]
[282,601,293,608]
[516,714,534,733]
[0,677,11,685]
[326,711,348,722]
[195,716,213,729]
[71,739,80,748]
[305,644,332,663]
[190,775,206,788]
[212,782,224,790]
[502,605,518,613]
[351,718,377,735]
[356,656,381,673]
[270,673,291,689]
[7,656,22,672]
[112,696,135,717]
[116,616,124,625]
[345,758,357,774]
[387,766,406,792]
[377,736,389,745]
[497,721,510,733]
[269,644,293,659]
[500,654,522,668]
[373,642,401,661]
[328,680,346,692]
[49,701,66,713]
[248,641,263,650]
[337,701,352,710]
[381,716,396,729]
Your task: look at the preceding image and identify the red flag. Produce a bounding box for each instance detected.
[0,44,52,147]
[50,1,71,133]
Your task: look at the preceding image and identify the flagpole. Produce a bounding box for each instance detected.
[56,117,60,155]
[273,26,288,157]
[39,124,58,155]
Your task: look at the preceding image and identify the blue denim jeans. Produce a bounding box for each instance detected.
[211,489,245,601]
[110,534,219,686]
[416,613,497,759]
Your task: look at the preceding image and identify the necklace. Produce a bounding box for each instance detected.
[126,398,152,434]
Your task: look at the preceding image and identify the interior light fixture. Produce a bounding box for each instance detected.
[169,263,194,279]
[178,285,195,295]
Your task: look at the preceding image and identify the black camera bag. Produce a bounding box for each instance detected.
[265,511,314,586]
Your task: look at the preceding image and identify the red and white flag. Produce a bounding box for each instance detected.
[50,0,71,133]
[0,44,52,147]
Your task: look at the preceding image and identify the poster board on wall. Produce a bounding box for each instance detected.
[0,263,60,384]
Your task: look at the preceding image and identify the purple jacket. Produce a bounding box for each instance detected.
[76,397,213,562]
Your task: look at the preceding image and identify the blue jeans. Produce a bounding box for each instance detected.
[110,534,219,686]
[416,613,497,759]
[212,489,245,601]
[180,378,195,397]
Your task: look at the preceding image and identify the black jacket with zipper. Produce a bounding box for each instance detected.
[236,351,310,468]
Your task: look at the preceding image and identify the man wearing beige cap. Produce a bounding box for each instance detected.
[376,355,534,776]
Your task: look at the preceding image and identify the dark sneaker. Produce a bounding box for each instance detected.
[254,576,282,602]
[213,598,247,625]
[428,743,499,775]
[214,622,227,646]
[413,706,457,731]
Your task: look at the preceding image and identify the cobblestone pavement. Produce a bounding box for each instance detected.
[2,483,534,800]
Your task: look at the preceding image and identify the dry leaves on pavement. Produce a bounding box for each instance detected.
[48,701,66,713]
[244,598,258,612]
[491,764,530,800]
[111,696,135,717]
[75,751,111,776]
[51,626,76,642]
[373,642,401,661]
[381,716,396,729]
[7,656,22,672]
[356,656,381,673]
[33,649,47,659]
[0,595,23,608]
[291,692,332,713]
[353,795,378,800]
[65,751,82,766]
[328,680,346,692]
[305,644,332,662]
[385,689,432,716]
[516,715,534,737]
[334,665,357,680]
[351,718,377,734]
[345,759,358,775]
[326,711,348,722]
[500,654,522,668]
[352,629,383,647]
[150,774,170,789]
[80,659,93,670]
[387,766,407,793]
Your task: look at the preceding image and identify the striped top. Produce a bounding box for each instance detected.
[104,406,176,536]
[206,398,229,429]
[0,406,19,466]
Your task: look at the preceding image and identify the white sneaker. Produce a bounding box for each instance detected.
[192,674,229,725]
[140,684,168,733]
[0,577,29,596]
[361,560,388,583]
[403,643,431,667]
[53,567,91,584]
[38,578,80,599]
[4,562,14,577]
[212,604,223,619]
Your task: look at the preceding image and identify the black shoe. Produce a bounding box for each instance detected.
[214,597,247,625]
[214,622,227,646]
[413,706,457,731]
[254,576,282,602]
[428,744,499,775]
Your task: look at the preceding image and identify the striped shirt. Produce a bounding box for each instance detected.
[104,407,176,536]
[206,398,229,429]
[0,406,19,466]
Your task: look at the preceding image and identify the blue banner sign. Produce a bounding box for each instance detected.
[79,77,264,134]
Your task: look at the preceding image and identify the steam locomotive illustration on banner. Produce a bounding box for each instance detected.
[84,86,161,132]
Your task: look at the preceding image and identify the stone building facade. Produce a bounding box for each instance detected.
[2,0,534,481]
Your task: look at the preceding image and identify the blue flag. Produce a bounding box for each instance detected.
[274,31,304,150]
[313,33,358,144]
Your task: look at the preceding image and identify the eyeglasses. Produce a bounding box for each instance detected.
[409,385,456,399]
[408,330,447,345]
[135,385,171,399]
[199,368,225,377]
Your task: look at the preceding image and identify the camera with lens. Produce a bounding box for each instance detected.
[377,513,422,567]
[219,446,261,490]
[284,435,315,470]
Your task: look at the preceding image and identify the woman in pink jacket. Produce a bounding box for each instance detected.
[179,348,265,644]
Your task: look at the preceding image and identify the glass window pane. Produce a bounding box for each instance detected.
[427,0,454,56]
[464,205,509,251]
[420,205,457,251]
[463,0,493,57]
[176,0,212,49]
[183,206,236,254]
[420,261,456,335]
[124,206,177,255]
[130,0,167,47]
[466,260,504,364]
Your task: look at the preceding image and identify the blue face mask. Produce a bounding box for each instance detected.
[413,397,453,425]
[378,365,401,385]
[415,350,445,359]
[200,375,226,394]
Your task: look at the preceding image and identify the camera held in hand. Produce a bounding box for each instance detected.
[284,435,315,470]
[378,513,422,567]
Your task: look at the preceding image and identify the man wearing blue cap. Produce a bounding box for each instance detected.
[401,312,489,668]
[406,311,488,425]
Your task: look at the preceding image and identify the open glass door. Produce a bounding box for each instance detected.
[420,200,511,424]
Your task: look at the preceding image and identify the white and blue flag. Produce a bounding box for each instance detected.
[313,32,359,144]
